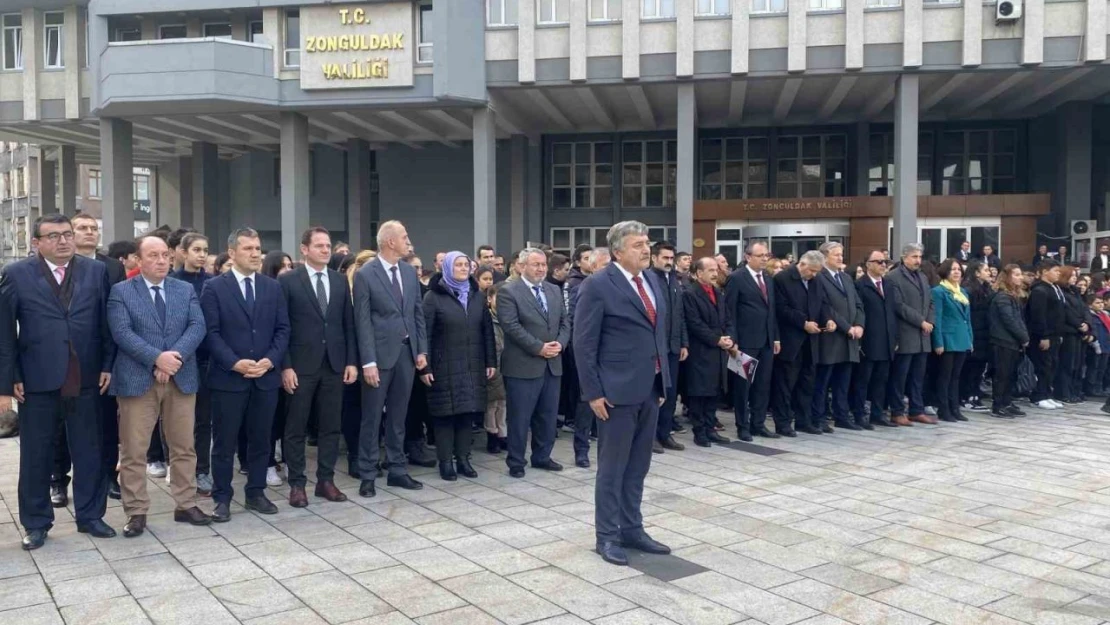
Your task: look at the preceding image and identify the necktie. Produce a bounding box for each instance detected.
[152,285,166,326]
[876,279,884,298]
[389,265,403,304]
[315,272,328,314]
[633,276,660,374]
[835,272,843,291]
[54,265,65,285]
[756,272,768,302]
[244,277,255,313]
[533,285,548,317]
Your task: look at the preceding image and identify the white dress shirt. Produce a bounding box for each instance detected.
[521,276,550,312]
[615,264,656,310]
[142,276,166,304]
[307,264,330,304]
[379,257,402,296]
[230,267,258,299]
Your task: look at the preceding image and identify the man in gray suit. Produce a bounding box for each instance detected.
[353,220,428,496]
[497,248,571,478]
[886,242,936,425]
[811,242,865,432]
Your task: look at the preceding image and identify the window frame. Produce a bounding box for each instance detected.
[417,4,433,63]
[114,27,141,42]
[939,128,1016,196]
[808,0,844,10]
[699,136,770,200]
[549,226,610,257]
[643,0,677,19]
[283,9,300,68]
[589,0,622,21]
[487,0,519,26]
[865,0,902,6]
[132,171,150,202]
[550,141,614,210]
[868,130,934,197]
[158,24,187,40]
[201,22,233,39]
[537,0,570,24]
[774,134,848,199]
[3,13,22,70]
[751,0,788,14]
[695,0,731,15]
[247,20,264,42]
[622,139,677,208]
[88,169,101,199]
[43,11,63,69]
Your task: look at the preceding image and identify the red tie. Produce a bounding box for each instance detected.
[633,276,661,374]
[876,279,884,298]
[756,272,767,302]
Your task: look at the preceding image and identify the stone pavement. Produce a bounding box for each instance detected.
[7,403,1110,625]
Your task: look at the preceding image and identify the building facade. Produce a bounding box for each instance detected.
[0,142,40,264]
[0,0,1104,264]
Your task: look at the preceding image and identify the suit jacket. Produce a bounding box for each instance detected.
[353,258,427,370]
[1092,254,1110,273]
[200,271,290,392]
[96,252,126,285]
[980,254,1001,270]
[773,265,829,363]
[574,264,669,406]
[816,268,865,364]
[856,275,897,361]
[649,267,688,355]
[886,265,935,354]
[497,277,570,379]
[725,267,778,352]
[107,275,206,396]
[279,265,357,375]
[0,255,115,394]
[682,283,728,398]
[956,249,971,262]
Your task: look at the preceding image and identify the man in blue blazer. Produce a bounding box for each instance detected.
[200,228,290,522]
[575,221,671,567]
[108,236,212,538]
[0,214,116,550]
[725,242,781,441]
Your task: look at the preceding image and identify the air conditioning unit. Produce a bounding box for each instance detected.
[1073,220,1096,236]
[996,0,1022,22]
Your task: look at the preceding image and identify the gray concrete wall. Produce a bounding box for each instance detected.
[377,143,476,257]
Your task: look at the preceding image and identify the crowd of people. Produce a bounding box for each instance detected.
[0,212,1101,566]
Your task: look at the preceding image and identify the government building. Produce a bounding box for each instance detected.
[0,0,1105,266]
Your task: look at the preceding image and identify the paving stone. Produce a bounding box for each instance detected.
[674,543,801,589]
[0,603,64,625]
[364,500,447,527]
[440,570,564,625]
[869,584,1025,625]
[525,541,642,585]
[209,511,286,546]
[310,501,386,528]
[48,572,128,608]
[871,525,1005,561]
[139,587,239,625]
[771,579,931,625]
[800,562,898,595]
[440,534,548,576]
[983,595,1102,625]
[188,556,269,587]
[0,547,36,581]
[592,608,682,625]
[210,577,303,620]
[353,566,466,618]
[854,556,1010,606]
[282,570,392,624]
[163,535,240,567]
[604,575,745,625]
[924,556,1086,604]
[32,548,112,584]
[413,605,502,625]
[314,542,398,575]
[243,607,330,625]
[111,553,200,599]
[725,537,828,572]
[673,571,818,625]
[989,553,1110,596]
[508,566,635,620]
[238,537,333,580]
[410,520,476,542]
[272,516,361,551]
[59,596,151,625]
[987,537,1101,569]
[476,520,560,549]
[347,521,436,555]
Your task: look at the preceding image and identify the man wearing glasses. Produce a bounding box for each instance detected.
[0,214,117,550]
[852,251,899,428]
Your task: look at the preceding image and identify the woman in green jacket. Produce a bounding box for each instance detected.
[931,259,974,423]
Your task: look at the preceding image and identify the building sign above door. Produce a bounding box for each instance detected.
[300,3,414,90]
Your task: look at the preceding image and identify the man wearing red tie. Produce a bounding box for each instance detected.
[854,250,900,427]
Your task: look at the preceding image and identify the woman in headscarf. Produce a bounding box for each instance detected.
[420,251,497,481]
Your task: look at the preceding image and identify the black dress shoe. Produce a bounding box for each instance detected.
[1005,404,1026,417]
[244,495,278,515]
[359,480,377,498]
[387,474,424,490]
[531,459,564,472]
[50,485,68,508]
[108,477,121,501]
[596,541,629,566]
[660,436,685,451]
[77,519,117,538]
[622,532,671,554]
[123,515,147,538]
[406,443,437,468]
[456,459,478,479]
[775,428,797,438]
[754,428,780,439]
[990,408,1016,419]
[836,421,863,431]
[21,528,47,551]
[174,507,213,526]
[858,421,875,431]
[939,415,958,423]
[509,467,526,478]
[954,413,969,422]
[694,437,712,448]
[212,502,231,523]
[707,432,730,444]
[873,416,897,427]
[738,431,753,442]
[798,425,822,435]
[575,456,591,468]
[439,463,458,482]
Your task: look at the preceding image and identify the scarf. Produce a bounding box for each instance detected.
[940,279,968,306]
[441,250,471,311]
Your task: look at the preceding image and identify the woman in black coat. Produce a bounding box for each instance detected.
[990,265,1029,417]
[681,259,733,447]
[959,260,992,411]
[420,251,497,481]
[1055,266,1091,404]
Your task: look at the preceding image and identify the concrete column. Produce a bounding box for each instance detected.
[962,0,982,66]
[892,75,919,254]
[22,8,39,121]
[1056,101,1092,233]
[64,5,79,119]
[787,0,806,72]
[510,135,527,249]
[1087,0,1107,62]
[569,0,587,81]
[191,142,217,234]
[846,0,864,70]
[854,122,870,196]
[40,157,56,214]
[473,107,497,250]
[100,118,134,244]
[280,112,310,254]
[519,0,536,83]
[526,139,543,244]
[156,157,190,228]
[1022,0,1044,65]
[622,0,641,79]
[676,0,694,78]
[262,8,282,76]
[186,17,201,38]
[347,138,373,251]
[903,0,922,68]
[730,0,749,74]
[59,144,76,216]
[140,17,156,40]
[676,83,696,253]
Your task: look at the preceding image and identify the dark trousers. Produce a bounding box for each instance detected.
[687,395,716,440]
[935,351,968,419]
[852,359,890,422]
[1028,338,1060,402]
[341,382,361,469]
[560,348,579,423]
[1086,351,1108,393]
[572,400,594,459]
[959,356,986,402]
[359,354,415,479]
[504,371,560,471]
[432,412,478,465]
[210,386,278,504]
[595,396,658,543]
[194,366,212,476]
[992,345,1021,410]
[1055,335,1081,401]
[889,352,928,416]
[772,352,814,430]
[284,367,344,488]
[731,345,774,435]
[406,375,431,445]
[656,352,680,441]
[23,390,106,529]
[52,393,117,491]
[812,362,853,425]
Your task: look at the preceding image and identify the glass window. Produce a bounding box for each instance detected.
[941,128,1016,195]
[115,28,141,42]
[809,0,844,9]
[88,170,101,199]
[696,0,731,15]
[549,227,609,256]
[921,228,941,264]
[44,12,63,68]
[866,0,901,5]
[869,131,933,196]
[924,0,960,4]
[774,134,847,198]
[551,141,613,209]
[284,9,300,67]
[624,140,676,208]
[159,24,187,39]
[203,22,232,38]
[418,6,433,63]
[539,0,570,23]
[3,14,22,70]
[248,21,264,42]
[590,0,622,20]
[644,0,677,18]
[133,172,149,202]
[700,136,769,200]
[488,0,519,25]
[971,226,1000,261]
[751,0,787,13]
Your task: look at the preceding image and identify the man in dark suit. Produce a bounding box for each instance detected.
[725,242,780,441]
[353,220,428,496]
[279,227,359,508]
[51,213,127,506]
[682,258,731,447]
[575,221,671,566]
[648,242,688,453]
[1032,244,1050,268]
[979,245,1001,270]
[497,248,570,478]
[772,251,830,436]
[956,241,971,263]
[200,227,290,522]
[886,243,936,425]
[0,214,117,550]
[812,242,866,432]
[1092,244,1110,274]
[108,236,211,538]
[853,250,898,428]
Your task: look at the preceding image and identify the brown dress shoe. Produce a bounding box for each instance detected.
[123,515,146,538]
[314,481,348,502]
[909,414,937,424]
[174,506,213,526]
[892,415,913,426]
[289,485,309,508]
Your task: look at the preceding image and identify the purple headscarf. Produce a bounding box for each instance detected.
[440,250,472,310]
